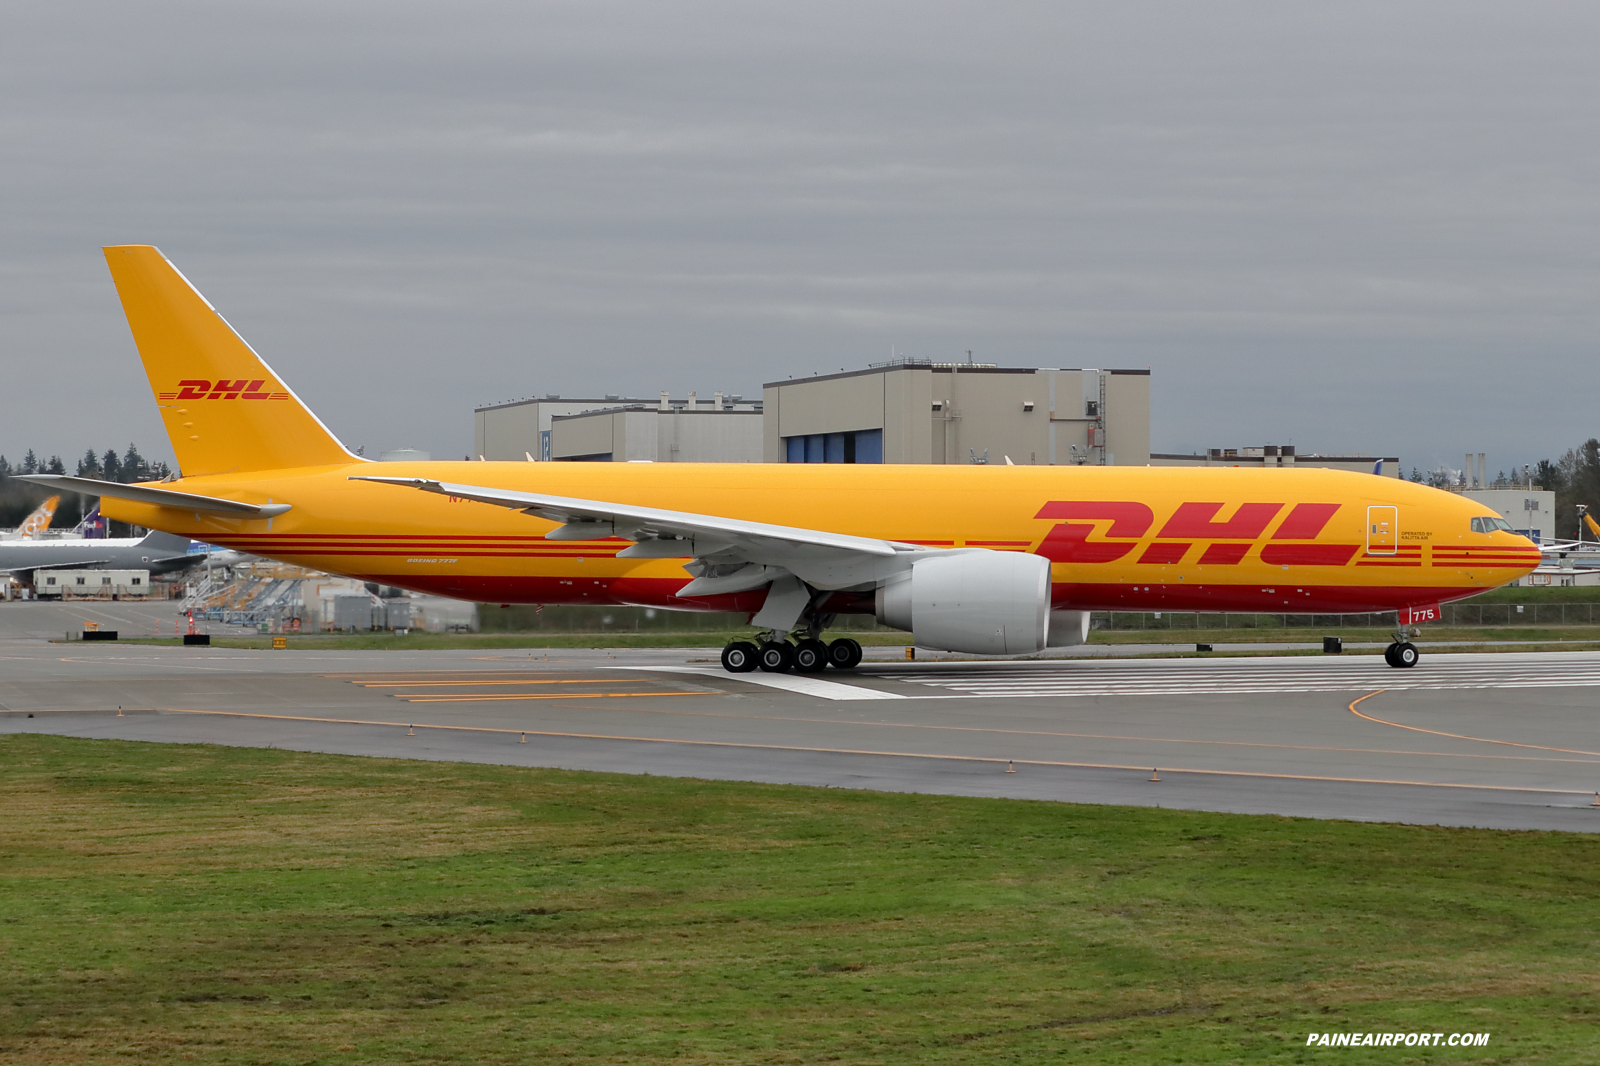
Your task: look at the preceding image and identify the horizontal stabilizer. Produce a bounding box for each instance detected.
[16,475,291,517]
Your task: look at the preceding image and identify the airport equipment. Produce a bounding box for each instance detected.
[21,245,1541,674]
[34,569,150,600]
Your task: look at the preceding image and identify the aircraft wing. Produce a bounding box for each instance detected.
[0,557,116,575]
[352,475,930,594]
[15,475,292,517]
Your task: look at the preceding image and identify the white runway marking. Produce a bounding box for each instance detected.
[868,656,1600,699]
[623,666,911,700]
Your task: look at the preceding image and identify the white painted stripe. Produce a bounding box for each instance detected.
[879,660,1600,698]
[619,665,911,700]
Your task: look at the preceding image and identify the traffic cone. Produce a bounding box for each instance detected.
[1150,768,1160,782]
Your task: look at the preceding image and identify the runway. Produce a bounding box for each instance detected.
[4,640,1599,832]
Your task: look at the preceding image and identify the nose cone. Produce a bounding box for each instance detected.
[1446,494,1542,584]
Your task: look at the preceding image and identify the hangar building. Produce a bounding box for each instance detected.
[1149,445,1402,476]
[474,392,761,462]
[762,362,1150,466]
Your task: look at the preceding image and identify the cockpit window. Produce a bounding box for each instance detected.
[1470,516,1514,534]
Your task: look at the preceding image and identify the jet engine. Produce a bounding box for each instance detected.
[875,550,1051,655]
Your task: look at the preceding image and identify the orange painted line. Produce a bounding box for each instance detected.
[126,706,1591,797]
[351,679,650,687]
[1349,690,1600,757]
[394,691,706,703]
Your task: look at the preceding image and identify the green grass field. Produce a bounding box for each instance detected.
[1,735,1596,1063]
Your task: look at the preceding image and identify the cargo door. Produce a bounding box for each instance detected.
[1367,505,1397,555]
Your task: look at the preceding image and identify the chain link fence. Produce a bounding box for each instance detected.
[1095,602,1599,630]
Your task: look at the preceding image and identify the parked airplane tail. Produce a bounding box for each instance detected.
[72,505,107,539]
[102,245,362,477]
[14,495,59,539]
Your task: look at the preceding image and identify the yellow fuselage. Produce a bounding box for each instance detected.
[103,461,1538,615]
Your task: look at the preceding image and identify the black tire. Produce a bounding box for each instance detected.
[1383,642,1400,667]
[722,641,758,673]
[1394,642,1419,668]
[758,640,794,672]
[827,637,863,669]
[793,639,828,673]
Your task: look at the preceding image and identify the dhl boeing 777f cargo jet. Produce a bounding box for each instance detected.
[23,246,1540,673]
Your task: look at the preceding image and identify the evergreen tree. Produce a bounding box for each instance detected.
[122,443,146,482]
[1409,467,1423,483]
[22,450,38,475]
[77,448,102,478]
[0,456,9,478]
[1537,458,1563,494]
[101,449,121,483]
[45,456,65,475]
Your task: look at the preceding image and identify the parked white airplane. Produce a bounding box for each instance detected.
[0,528,207,578]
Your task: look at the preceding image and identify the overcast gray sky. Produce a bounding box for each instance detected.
[2,1,1596,476]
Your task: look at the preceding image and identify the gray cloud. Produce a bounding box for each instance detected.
[2,1,1596,476]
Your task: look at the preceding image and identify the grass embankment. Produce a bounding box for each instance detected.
[1,735,1596,1064]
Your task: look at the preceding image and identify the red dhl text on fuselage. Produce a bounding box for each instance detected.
[102,461,1537,615]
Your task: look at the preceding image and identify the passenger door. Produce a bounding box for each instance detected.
[1366,505,1397,555]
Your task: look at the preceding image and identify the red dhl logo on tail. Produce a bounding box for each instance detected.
[158,379,291,401]
[1033,501,1359,566]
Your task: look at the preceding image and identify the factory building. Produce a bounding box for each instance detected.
[762,362,1150,465]
[1457,489,1555,543]
[548,395,764,463]
[1150,445,1401,476]
[474,392,760,461]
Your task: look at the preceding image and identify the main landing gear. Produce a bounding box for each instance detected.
[720,635,862,673]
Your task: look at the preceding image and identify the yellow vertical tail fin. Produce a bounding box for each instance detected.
[103,245,361,477]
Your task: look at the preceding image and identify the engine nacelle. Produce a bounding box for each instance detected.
[1047,609,1091,647]
[875,550,1051,655]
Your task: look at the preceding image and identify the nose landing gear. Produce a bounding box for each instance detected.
[1384,616,1420,668]
[1384,641,1419,668]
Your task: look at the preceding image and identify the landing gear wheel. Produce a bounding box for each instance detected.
[793,639,829,673]
[1393,641,1419,668]
[721,641,758,673]
[1383,643,1399,667]
[826,637,863,669]
[758,640,795,672]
